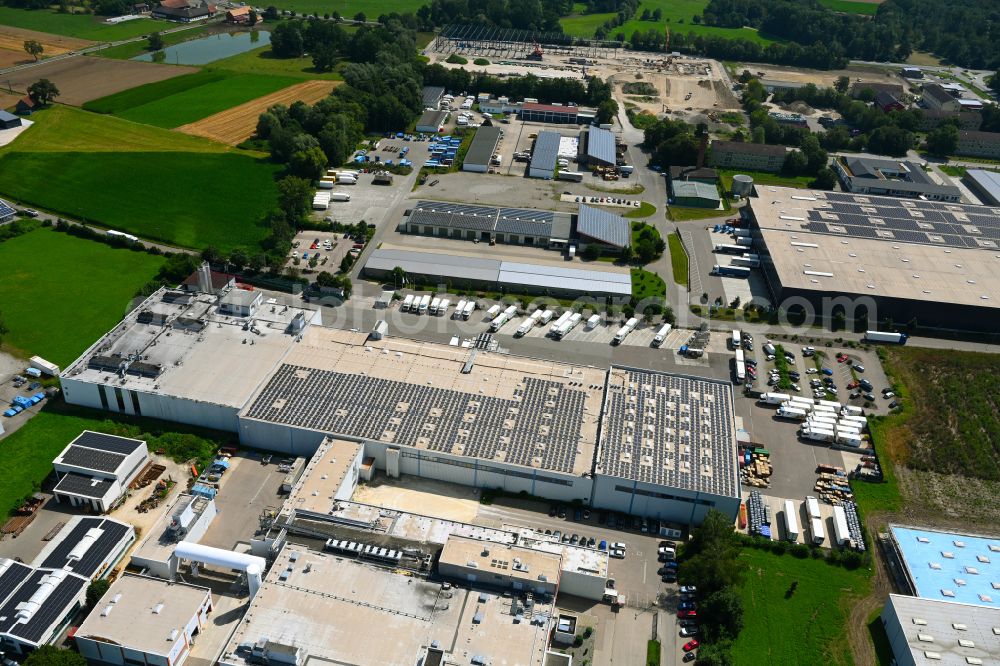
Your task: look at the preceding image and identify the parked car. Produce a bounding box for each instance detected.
[661,573,677,583]
[863,392,876,401]
[883,391,895,399]
[678,601,696,610]
[888,400,901,409]
[683,652,696,662]
[679,586,697,594]
[683,640,700,652]
[854,364,865,372]
[680,626,699,637]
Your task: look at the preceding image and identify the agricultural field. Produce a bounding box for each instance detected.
[561,0,778,46]
[2,56,197,106]
[179,80,339,145]
[263,0,425,17]
[861,347,1000,529]
[0,7,158,41]
[0,107,278,251]
[818,0,881,15]
[0,24,92,67]
[83,69,299,128]
[0,227,165,366]
[208,46,345,80]
[733,548,870,666]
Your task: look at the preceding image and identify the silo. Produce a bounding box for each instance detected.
[732,174,754,198]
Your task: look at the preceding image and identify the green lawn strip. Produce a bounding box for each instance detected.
[0,106,233,154]
[207,45,345,80]
[818,0,879,15]
[719,169,814,192]
[0,152,278,251]
[0,7,159,41]
[93,24,214,60]
[83,69,299,128]
[732,548,870,666]
[631,267,666,301]
[0,402,237,518]
[263,0,424,15]
[646,640,661,666]
[773,344,792,390]
[625,201,657,218]
[667,205,729,221]
[938,164,965,177]
[0,227,165,366]
[667,231,689,286]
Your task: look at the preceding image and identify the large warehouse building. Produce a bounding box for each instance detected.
[529,130,561,179]
[401,200,573,248]
[745,187,1000,332]
[461,126,503,172]
[62,290,741,526]
[881,594,1000,666]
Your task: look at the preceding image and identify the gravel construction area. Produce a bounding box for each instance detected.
[2,56,197,105]
[177,79,339,144]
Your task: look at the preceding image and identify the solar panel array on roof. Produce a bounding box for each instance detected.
[38,518,131,578]
[0,199,16,220]
[530,131,560,174]
[599,368,738,495]
[586,126,616,166]
[54,473,114,499]
[0,561,33,605]
[243,364,588,473]
[801,193,1000,250]
[409,200,561,238]
[0,569,87,644]
[71,431,144,455]
[58,446,125,474]
[576,205,630,248]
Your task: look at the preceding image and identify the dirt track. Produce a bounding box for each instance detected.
[1,55,196,106]
[177,80,339,144]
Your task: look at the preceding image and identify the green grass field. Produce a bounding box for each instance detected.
[667,231,688,286]
[83,69,299,128]
[561,0,778,46]
[0,107,278,251]
[0,7,160,41]
[818,0,880,16]
[7,106,233,153]
[208,46,345,80]
[733,548,870,666]
[719,169,813,192]
[94,24,214,60]
[631,268,666,302]
[263,0,425,16]
[0,227,165,365]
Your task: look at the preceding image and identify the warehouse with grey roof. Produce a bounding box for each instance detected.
[529,130,561,179]
[745,187,1000,331]
[580,126,616,167]
[461,126,503,172]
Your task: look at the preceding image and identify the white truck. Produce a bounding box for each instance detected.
[806,416,837,429]
[429,297,441,315]
[586,314,601,330]
[437,299,450,316]
[735,237,752,247]
[485,304,502,321]
[836,433,863,448]
[839,415,867,429]
[864,330,908,344]
[401,294,415,312]
[759,392,792,405]
[805,496,821,521]
[801,427,835,443]
[418,294,431,314]
[490,305,518,332]
[832,505,850,547]
[553,313,583,340]
[516,309,544,337]
[652,324,673,347]
[538,309,554,324]
[330,192,351,202]
[810,404,837,415]
[462,301,476,319]
[454,299,468,319]
[809,517,825,545]
[731,255,761,268]
[549,311,572,335]
[783,499,799,541]
[787,396,814,407]
[815,399,842,410]
[776,406,808,420]
[841,405,864,417]
[613,317,639,345]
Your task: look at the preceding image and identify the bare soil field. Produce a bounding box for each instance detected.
[2,56,196,105]
[0,24,92,56]
[177,79,339,145]
[736,62,908,89]
[0,91,20,109]
[0,49,27,68]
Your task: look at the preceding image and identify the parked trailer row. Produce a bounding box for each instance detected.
[613,317,639,345]
[490,305,519,332]
[652,324,672,347]
[516,309,545,337]
[553,313,583,340]
[783,499,799,541]
[712,264,752,278]
[864,330,908,344]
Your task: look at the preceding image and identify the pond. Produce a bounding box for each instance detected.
[133,30,270,66]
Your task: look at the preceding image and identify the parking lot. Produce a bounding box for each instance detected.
[289,230,353,276]
[199,452,286,550]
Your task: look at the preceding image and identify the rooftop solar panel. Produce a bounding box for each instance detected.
[71,431,144,455]
[58,445,125,474]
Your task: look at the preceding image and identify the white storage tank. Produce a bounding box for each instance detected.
[731,174,754,198]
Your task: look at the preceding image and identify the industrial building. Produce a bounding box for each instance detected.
[218,289,262,318]
[422,85,445,109]
[922,83,961,112]
[59,286,318,433]
[74,575,214,666]
[415,109,449,134]
[709,140,787,173]
[52,431,149,513]
[363,246,633,297]
[63,295,743,527]
[592,367,740,523]
[401,200,573,247]
[438,536,561,595]
[963,169,1000,205]
[519,102,594,125]
[881,594,1000,666]
[957,130,1000,159]
[576,204,631,250]
[0,517,135,655]
[579,126,616,167]
[461,126,503,172]
[529,131,561,179]
[131,493,218,579]
[833,156,961,202]
[670,181,722,208]
[220,544,555,666]
[744,187,1000,332]
[887,525,1000,609]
